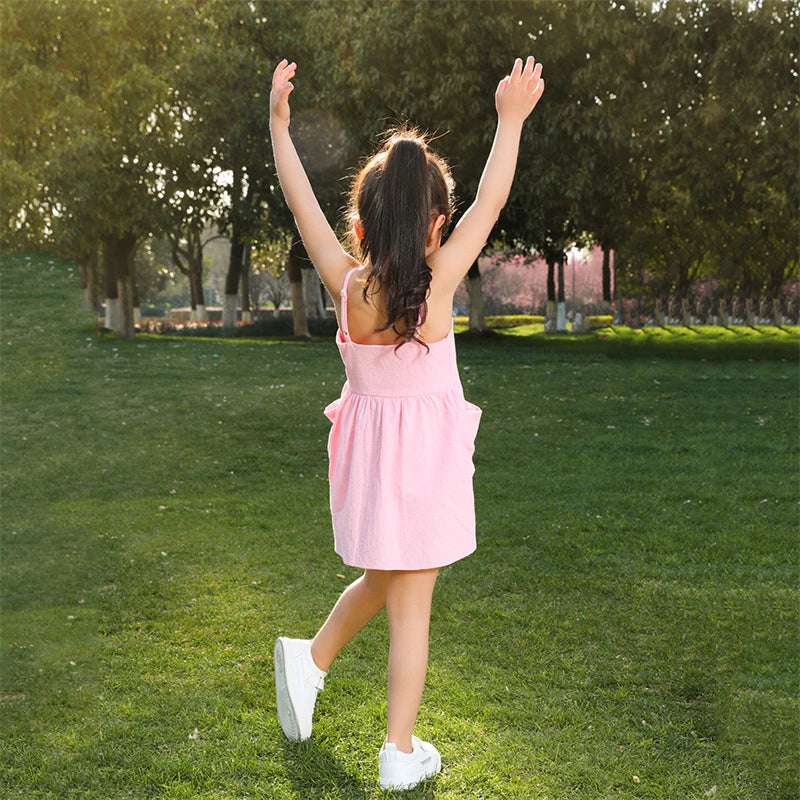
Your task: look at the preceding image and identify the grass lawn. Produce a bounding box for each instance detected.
[1,252,798,799]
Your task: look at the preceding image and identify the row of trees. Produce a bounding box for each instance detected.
[2,0,797,337]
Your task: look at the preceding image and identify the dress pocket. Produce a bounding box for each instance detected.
[324,397,342,423]
[460,401,482,449]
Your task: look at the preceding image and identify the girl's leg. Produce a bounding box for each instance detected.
[310,569,389,672]
[385,568,439,753]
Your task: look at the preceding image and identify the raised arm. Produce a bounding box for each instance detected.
[269,60,355,294]
[429,57,545,294]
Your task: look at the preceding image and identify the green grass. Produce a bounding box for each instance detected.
[453,315,800,361]
[1,252,798,799]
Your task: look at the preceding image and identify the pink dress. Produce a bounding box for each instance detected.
[324,267,481,570]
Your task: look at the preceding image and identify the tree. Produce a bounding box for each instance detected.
[608,0,799,325]
[251,236,292,315]
[5,0,794,332]
[168,228,223,321]
[0,0,106,311]
[175,0,311,330]
[698,0,800,317]
[570,1,656,303]
[492,1,588,330]
[0,0,58,253]
[1,0,181,338]
[304,0,542,331]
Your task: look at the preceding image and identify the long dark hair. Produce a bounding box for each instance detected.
[347,128,454,348]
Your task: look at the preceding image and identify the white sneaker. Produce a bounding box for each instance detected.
[378,735,442,791]
[274,637,326,741]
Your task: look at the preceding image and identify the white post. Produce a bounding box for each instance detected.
[557,301,567,332]
[302,269,324,319]
[222,295,238,329]
[104,297,121,331]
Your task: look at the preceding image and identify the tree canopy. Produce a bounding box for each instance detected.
[2,0,797,334]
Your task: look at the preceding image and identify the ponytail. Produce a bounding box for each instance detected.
[348,129,453,348]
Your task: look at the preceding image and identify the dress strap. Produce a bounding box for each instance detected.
[339,266,360,341]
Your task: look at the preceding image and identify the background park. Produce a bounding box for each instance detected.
[1,1,798,799]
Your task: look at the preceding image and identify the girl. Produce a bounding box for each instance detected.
[270,56,544,791]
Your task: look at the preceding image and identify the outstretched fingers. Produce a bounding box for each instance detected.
[271,59,297,123]
[517,57,544,100]
[495,56,545,120]
[507,56,543,91]
[272,58,296,92]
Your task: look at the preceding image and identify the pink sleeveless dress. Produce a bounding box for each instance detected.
[324,267,481,570]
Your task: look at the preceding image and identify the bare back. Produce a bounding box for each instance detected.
[334,265,456,346]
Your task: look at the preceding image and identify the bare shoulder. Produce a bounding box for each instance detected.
[318,252,361,298]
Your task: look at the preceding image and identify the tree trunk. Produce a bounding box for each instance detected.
[220,295,236,327]
[613,249,623,325]
[223,237,244,330]
[546,256,556,303]
[188,266,207,320]
[545,256,556,331]
[772,297,782,326]
[133,277,141,324]
[556,255,566,332]
[102,235,137,339]
[113,235,138,339]
[189,231,206,314]
[102,243,119,331]
[288,239,310,338]
[653,296,665,326]
[171,230,207,322]
[302,265,324,320]
[118,267,135,338]
[466,260,486,332]
[241,244,252,321]
[681,297,691,327]
[601,244,612,303]
[718,296,729,326]
[745,297,755,326]
[78,249,99,311]
[188,272,202,311]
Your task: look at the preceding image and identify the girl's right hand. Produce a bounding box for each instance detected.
[495,56,545,124]
[270,59,297,127]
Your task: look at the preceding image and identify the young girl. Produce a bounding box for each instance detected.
[270,56,544,791]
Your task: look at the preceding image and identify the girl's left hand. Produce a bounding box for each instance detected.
[495,56,544,124]
[270,59,297,126]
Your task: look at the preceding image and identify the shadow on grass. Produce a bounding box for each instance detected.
[281,737,440,799]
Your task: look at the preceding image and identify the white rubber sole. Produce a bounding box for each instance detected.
[274,638,301,740]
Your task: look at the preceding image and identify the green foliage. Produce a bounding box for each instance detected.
[2,252,798,798]
[252,235,293,277]
[608,0,799,299]
[2,1,797,308]
[1,0,180,253]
